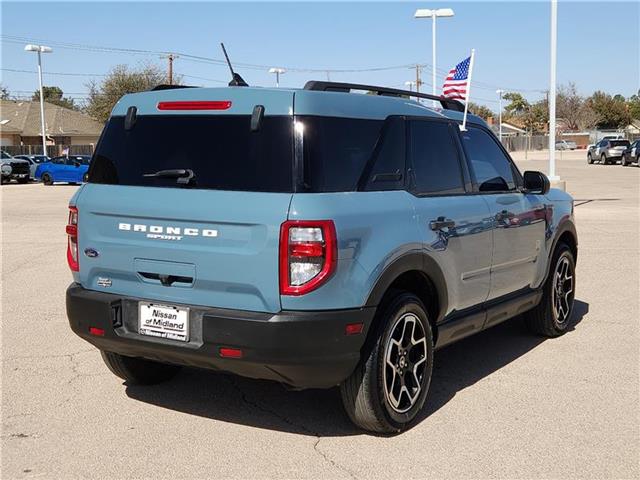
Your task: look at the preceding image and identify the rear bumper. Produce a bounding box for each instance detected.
[66,283,374,389]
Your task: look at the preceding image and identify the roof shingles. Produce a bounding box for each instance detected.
[0,100,103,137]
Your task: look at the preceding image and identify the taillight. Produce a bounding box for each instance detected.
[279,220,337,296]
[66,206,79,271]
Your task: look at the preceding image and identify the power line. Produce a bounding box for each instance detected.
[1,67,106,77]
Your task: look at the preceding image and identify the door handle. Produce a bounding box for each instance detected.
[429,217,456,231]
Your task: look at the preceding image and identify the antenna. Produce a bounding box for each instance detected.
[220,43,248,87]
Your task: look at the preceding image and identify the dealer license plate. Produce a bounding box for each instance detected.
[138,303,189,342]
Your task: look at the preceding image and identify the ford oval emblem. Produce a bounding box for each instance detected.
[84,248,99,258]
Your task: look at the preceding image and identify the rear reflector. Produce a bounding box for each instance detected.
[219,347,243,359]
[345,323,364,335]
[89,327,105,336]
[157,101,232,111]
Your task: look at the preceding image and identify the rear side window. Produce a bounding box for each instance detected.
[299,116,383,192]
[409,120,465,195]
[460,127,517,192]
[90,115,294,192]
[362,117,406,191]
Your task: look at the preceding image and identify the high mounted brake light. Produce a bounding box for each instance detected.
[279,220,337,296]
[156,101,232,111]
[66,206,79,271]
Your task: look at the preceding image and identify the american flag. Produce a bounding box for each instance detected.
[442,56,471,101]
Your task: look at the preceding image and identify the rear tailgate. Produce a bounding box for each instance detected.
[77,186,290,313]
[76,87,295,313]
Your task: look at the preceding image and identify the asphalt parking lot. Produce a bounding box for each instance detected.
[2,150,638,479]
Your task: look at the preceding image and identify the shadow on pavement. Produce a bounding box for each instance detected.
[125,300,589,437]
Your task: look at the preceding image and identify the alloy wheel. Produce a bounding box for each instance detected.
[383,312,428,413]
[552,256,574,325]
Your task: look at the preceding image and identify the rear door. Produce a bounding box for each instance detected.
[78,90,295,313]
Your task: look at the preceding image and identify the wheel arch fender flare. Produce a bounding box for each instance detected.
[364,251,449,323]
[545,219,578,280]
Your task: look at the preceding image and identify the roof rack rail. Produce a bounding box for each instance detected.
[303,81,465,113]
[150,84,198,91]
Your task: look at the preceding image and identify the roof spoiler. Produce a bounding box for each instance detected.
[150,85,198,91]
[303,81,465,112]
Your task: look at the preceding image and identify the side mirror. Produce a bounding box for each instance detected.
[523,170,550,194]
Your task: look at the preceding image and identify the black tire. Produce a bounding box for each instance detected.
[340,292,434,433]
[41,173,53,185]
[100,350,181,385]
[622,156,629,166]
[601,153,608,165]
[587,153,593,164]
[524,242,576,337]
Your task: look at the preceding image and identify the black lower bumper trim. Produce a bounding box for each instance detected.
[66,284,374,389]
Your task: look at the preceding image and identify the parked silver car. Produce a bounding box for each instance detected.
[556,140,577,150]
[13,154,50,180]
[587,139,630,165]
[1,150,31,184]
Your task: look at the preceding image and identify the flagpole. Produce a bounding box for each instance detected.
[460,48,475,131]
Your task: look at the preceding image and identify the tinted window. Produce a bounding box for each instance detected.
[90,115,294,192]
[363,117,405,191]
[461,127,517,192]
[409,120,464,195]
[611,140,630,147]
[299,116,382,192]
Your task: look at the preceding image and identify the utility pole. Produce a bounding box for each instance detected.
[415,64,423,94]
[162,54,178,85]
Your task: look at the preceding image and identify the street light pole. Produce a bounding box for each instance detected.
[548,0,559,181]
[268,67,286,88]
[25,44,52,157]
[415,8,454,108]
[496,89,504,142]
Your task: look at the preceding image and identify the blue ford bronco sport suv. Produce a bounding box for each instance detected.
[66,80,577,433]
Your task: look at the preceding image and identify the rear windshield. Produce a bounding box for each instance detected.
[610,140,630,147]
[89,115,294,192]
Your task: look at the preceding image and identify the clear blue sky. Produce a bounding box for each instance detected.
[1,1,638,111]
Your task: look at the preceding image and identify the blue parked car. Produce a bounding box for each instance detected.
[65,81,577,433]
[36,155,91,185]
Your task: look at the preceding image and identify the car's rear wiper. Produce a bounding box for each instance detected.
[143,168,196,186]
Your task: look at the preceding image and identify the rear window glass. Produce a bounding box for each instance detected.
[610,140,630,147]
[89,115,294,192]
[299,116,383,192]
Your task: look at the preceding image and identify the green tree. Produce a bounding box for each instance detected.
[627,90,640,120]
[32,86,77,110]
[467,102,494,120]
[85,64,175,123]
[503,92,530,115]
[587,91,631,129]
